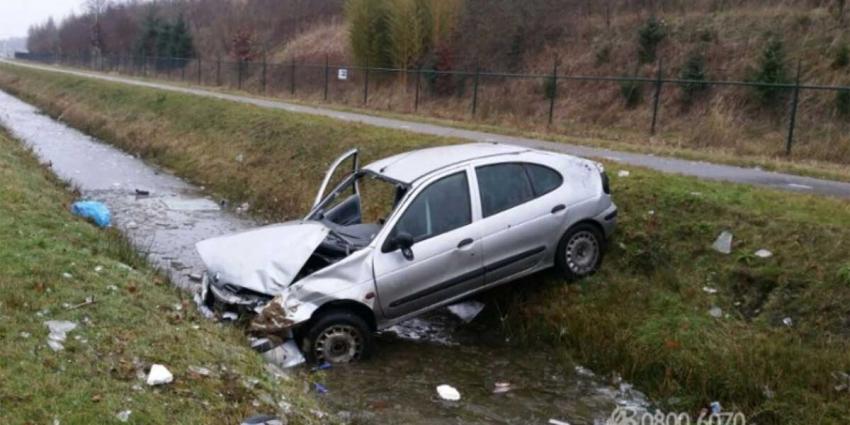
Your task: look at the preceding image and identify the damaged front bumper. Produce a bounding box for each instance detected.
[201,273,273,312]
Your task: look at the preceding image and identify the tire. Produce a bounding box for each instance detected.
[302,310,374,364]
[555,223,605,281]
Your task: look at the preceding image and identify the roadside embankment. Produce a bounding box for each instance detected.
[1,63,849,423]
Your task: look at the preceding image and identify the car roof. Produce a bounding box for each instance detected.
[363,143,530,184]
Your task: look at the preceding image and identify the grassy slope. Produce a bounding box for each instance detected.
[1,65,849,423]
[0,134,324,423]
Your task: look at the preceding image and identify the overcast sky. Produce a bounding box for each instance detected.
[0,0,86,39]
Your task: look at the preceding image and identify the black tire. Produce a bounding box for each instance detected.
[302,310,374,364]
[555,223,605,281]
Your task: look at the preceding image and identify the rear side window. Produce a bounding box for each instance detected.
[394,172,471,242]
[476,163,534,218]
[525,164,563,196]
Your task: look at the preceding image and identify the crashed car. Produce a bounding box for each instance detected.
[197,143,617,363]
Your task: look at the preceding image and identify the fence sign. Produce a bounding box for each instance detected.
[337,68,348,81]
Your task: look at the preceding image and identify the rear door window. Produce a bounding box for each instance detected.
[475,163,535,218]
[524,163,563,196]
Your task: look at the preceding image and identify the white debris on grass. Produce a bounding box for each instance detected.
[446,301,485,323]
[617,170,630,177]
[44,320,78,351]
[702,286,718,294]
[258,340,306,369]
[146,364,174,386]
[493,382,511,394]
[221,311,239,321]
[62,272,73,279]
[782,317,793,327]
[549,419,571,425]
[709,307,723,318]
[116,410,132,422]
[436,384,461,401]
[754,249,773,258]
[712,231,733,254]
[188,366,212,377]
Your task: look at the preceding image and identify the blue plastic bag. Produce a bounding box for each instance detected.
[71,201,111,228]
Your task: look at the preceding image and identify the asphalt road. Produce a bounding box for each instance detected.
[5,59,850,199]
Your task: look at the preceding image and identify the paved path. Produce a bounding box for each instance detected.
[5,60,850,199]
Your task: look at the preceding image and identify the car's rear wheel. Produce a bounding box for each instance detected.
[556,223,605,281]
[303,310,374,364]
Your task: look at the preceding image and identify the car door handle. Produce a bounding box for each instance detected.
[551,204,566,214]
[457,238,474,248]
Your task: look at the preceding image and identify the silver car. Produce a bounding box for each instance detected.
[197,143,616,363]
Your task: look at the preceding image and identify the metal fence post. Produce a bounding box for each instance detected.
[216,57,221,86]
[363,61,370,104]
[471,65,481,116]
[290,60,296,95]
[181,58,186,81]
[650,57,664,135]
[324,55,330,101]
[414,67,422,112]
[197,57,202,85]
[786,60,802,156]
[548,60,559,125]
[262,57,268,93]
[237,60,243,90]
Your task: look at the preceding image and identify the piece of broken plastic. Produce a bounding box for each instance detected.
[44,320,78,351]
[447,301,485,323]
[255,339,306,369]
[314,383,329,394]
[436,384,461,401]
[71,201,111,228]
[754,249,773,258]
[712,231,733,254]
[146,364,174,386]
[116,410,132,422]
[240,415,283,425]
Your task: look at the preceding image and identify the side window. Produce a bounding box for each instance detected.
[524,163,563,196]
[476,163,534,218]
[393,172,471,242]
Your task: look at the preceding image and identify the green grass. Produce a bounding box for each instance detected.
[0,130,325,424]
[1,63,850,424]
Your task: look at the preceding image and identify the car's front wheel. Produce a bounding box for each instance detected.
[556,223,605,281]
[303,310,374,364]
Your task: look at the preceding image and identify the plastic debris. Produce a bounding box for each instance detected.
[44,320,78,351]
[709,307,723,318]
[447,301,485,323]
[702,286,718,294]
[62,272,73,279]
[240,415,283,425]
[493,382,511,394]
[253,339,306,369]
[116,410,132,422]
[66,296,95,310]
[782,317,793,327]
[833,371,850,392]
[712,231,733,254]
[311,362,332,372]
[71,201,111,228]
[237,202,251,214]
[221,312,239,321]
[710,401,722,414]
[436,384,461,401]
[754,249,773,258]
[314,383,329,394]
[135,188,150,196]
[188,366,212,377]
[235,153,245,163]
[617,170,630,177]
[188,273,203,282]
[549,420,571,425]
[146,364,174,386]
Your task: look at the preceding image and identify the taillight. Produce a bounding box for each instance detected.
[601,171,610,194]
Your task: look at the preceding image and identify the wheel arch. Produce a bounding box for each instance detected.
[309,300,378,332]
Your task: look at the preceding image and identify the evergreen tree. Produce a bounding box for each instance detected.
[750,37,790,106]
[134,7,160,58]
[169,15,195,60]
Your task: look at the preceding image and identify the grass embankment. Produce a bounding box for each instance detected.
[1,65,849,423]
[0,131,325,423]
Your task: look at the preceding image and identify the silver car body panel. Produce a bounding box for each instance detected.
[197,143,617,335]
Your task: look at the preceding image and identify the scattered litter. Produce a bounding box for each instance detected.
[782,317,793,327]
[62,272,73,279]
[135,188,150,196]
[702,286,718,294]
[833,371,850,392]
[126,221,138,229]
[235,153,245,163]
[44,320,78,351]
[617,170,630,177]
[94,266,103,273]
[146,364,174,386]
[763,385,775,399]
[116,410,132,422]
[446,301,485,323]
[163,198,221,212]
[712,231,733,254]
[549,420,571,425]
[237,202,251,214]
[20,332,31,339]
[710,401,722,414]
[314,383,329,394]
[311,362,332,372]
[240,416,283,425]
[253,339,306,369]
[690,192,703,197]
[221,311,239,321]
[188,273,203,282]
[436,384,461,401]
[71,201,112,228]
[188,366,212,377]
[709,307,723,318]
[107,285,118,291]
[67,296,95,310]
[754,249,773,259]
[493,382,511,394]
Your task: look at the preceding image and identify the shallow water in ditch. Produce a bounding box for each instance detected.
[0,89,650,424]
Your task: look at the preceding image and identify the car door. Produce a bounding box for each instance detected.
[373,169,484,319]
[474,162,565,284]
[307,148,362,225]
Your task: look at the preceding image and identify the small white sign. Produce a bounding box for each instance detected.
[337,68,348,80]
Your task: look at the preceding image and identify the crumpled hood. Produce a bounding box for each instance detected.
[196,221,330,295]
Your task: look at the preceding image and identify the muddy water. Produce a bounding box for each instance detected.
[0,90,650,424]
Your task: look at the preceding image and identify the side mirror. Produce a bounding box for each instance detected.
[394,232,415,261]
